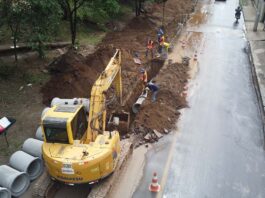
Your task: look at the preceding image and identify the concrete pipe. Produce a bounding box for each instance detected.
[35,126,44,141]
[41,107,50,119]
[51,97,90,113]
[0,165,30,197]
[0,187,11,198]
[132,91,148,114]
[9,151,43,181]
[22,138,43,158]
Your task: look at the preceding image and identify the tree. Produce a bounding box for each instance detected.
[27,0,61,58]
[135,0,145,16]
[0,1,29,62]
[79,0,120,27]
[61,0,88,46]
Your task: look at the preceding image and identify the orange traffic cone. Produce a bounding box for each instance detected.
[193,51,198,61]
[149,172,161,192]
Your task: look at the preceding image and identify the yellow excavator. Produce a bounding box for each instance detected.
[41,49,122,184]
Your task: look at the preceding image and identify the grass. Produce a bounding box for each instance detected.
[0,21,106,46]
[21,72,50,84]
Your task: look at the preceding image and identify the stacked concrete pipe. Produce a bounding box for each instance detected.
[35,126,44,141]
[9,151,43,181]
[22,138,43,158]
[51,97,90,113]
[41,107,50,119]
[132,90,148,114]
[0,165,30,197]
[0,187,11,198]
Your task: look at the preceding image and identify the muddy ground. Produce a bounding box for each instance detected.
[0,0,194,164]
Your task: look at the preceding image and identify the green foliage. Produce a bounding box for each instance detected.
[22,72,49,84]
[27,0,62,58]
[79,0,121,26]
[0,1,30,61]
[0,61,16,79]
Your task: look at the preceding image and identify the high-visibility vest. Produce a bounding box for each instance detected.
[140,71,148,83]
[147,40,154,49]
[159,36,165,44]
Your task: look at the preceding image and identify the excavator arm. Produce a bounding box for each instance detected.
[84,49,122,143]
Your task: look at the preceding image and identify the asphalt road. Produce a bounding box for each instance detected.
[133,0,265,197]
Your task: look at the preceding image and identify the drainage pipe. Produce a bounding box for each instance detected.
[0,187,11,198]
[132,91,148,114]
[35,126,44,141]
[9,151,43,181]
[22,138,43,158]
[0,165,30,197]
[51,97,90,113]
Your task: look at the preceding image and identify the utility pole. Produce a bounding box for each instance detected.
[253,0,263,31]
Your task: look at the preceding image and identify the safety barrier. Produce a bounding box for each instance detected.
[22,138,43,158]
[0,187,11,198]
[9,151,43,181]
[51,97,90,113]
[0,165,30,197]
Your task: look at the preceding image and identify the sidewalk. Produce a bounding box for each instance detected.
[242,1,265,140]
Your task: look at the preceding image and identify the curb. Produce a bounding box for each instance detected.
[246,41,265,148]
[0,42,70,56]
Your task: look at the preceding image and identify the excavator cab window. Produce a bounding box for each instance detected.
[71,107,88,140]
[43,117,69,144]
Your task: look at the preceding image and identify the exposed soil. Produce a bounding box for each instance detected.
[41,0,194,142]
[0,0,194,165]
[134,63,188,132]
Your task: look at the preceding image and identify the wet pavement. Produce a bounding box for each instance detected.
[133,0,265,197]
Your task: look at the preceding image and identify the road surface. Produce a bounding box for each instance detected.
[133,0,265,197]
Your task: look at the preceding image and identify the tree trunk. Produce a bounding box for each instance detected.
[13,36,18,62]
[135,0,139,16]
[73,4,77,46]
[70,13,75,46]
[70,2,77,46]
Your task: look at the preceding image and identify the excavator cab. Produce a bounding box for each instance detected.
[42,105,87,144]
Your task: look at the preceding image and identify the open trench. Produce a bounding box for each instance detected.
[48,56,166,198]
[37,0,196,197]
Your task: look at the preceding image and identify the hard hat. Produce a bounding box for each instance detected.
[145,87,150,91]
[140,68,145,73]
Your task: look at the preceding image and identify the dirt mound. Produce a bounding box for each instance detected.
[41,0,194,137]
[41,47,116,105]
[134,63,188,133]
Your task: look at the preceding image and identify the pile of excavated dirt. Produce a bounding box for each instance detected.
[133,63,188,134]
[41,0,194,136]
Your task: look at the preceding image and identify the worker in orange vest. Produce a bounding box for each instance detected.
[146,39,154,59]
[140,68,148,89]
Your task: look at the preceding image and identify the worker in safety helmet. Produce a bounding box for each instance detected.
[146,39,154,58]
[146,81,159,102]
[140,68,148,89]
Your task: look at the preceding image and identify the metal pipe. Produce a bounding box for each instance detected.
[22,138,43,158]
[0,165,30,197]
[132,90,148,113]
[9,151,43,181]
[0,187,11,198]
